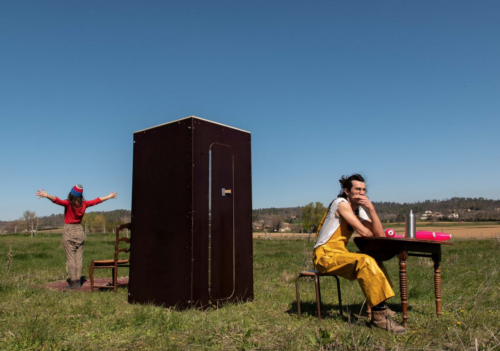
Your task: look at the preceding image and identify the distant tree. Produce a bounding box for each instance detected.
[82,212,105,233]
[82,213,93,232]
[291,224,302,233]
[395,211,405,224]
[94,214,106,233]
[271,215,283,232]
[301,202,326,242]
[119,215,131,225]
[252,212,259,222]
[22,210,37,235]
[5,220,20,234]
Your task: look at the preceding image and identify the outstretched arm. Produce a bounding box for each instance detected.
[99,192,118,202]
[35,189,55,202]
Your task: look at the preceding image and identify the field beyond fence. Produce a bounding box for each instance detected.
[254,222,500,240]
[1,229,500,350]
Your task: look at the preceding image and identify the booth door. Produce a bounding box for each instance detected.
[208,143,235,300]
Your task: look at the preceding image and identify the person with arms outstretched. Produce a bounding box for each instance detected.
[36,185,117,289]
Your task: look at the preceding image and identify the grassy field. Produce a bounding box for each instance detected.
[1,233,500,350]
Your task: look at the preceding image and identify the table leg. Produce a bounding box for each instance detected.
[398,251,409,328]
[434,260,442,317]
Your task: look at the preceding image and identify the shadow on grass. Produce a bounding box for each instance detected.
[43,276,129,292]
[92,285,128,292]
[287,301,411,321]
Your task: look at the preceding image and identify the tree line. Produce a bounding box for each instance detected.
[0,209,131,234]
[2,197,499,235]
[251,197,500,235]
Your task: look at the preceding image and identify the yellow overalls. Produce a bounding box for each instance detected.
[313,216,395,307]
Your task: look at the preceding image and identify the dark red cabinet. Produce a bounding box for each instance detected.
[128,116,253,309]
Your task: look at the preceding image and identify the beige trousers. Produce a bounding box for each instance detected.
[62,224,86,281]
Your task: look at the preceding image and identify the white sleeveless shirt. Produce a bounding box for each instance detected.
[313,197,370,249]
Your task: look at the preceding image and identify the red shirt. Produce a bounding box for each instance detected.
[53,197,102,224]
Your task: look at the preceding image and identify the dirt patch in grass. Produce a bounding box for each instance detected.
[44,278,129,292]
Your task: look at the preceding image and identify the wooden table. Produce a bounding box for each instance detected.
[353,236,453,327]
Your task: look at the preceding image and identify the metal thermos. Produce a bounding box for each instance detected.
[405,210,416,238]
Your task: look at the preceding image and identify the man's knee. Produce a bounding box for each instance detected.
[356,254,380,270]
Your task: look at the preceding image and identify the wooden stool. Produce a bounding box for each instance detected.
[295,270,343,320]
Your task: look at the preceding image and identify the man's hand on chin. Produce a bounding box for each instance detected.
[356,195,375,211]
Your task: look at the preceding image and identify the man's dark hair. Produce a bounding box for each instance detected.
[338,174,365,199]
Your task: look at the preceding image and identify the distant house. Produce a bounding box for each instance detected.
[279,223,292,232]
[421,211,444,220]
[252,224,263,231]
[421,211,433,220]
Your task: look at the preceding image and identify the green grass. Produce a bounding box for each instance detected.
[1,234,500,350]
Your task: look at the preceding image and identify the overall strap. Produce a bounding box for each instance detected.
[315,200,334,240]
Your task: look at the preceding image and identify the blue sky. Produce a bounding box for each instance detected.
[1,1,499,221]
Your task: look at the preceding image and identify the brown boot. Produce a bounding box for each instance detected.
[386,307,398,318]
[367,304,397,318]
[371,308,406,334]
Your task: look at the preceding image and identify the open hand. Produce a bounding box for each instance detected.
[35,189,47,199]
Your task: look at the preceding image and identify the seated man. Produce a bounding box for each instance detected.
[313,174,406,334]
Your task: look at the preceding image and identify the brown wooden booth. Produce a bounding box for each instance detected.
[128,116,253,309]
